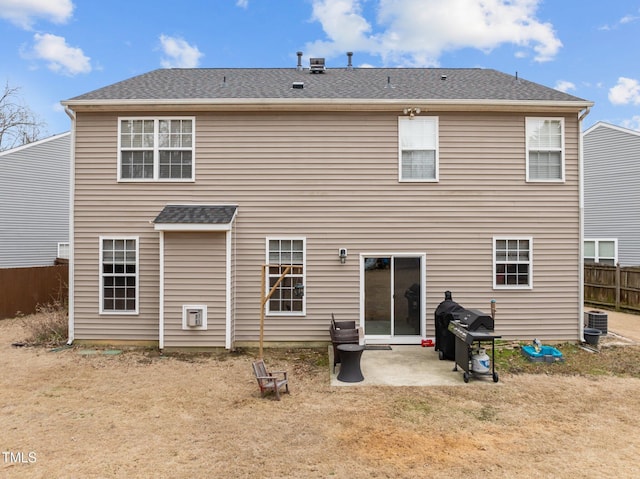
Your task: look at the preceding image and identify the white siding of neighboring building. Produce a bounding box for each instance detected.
[0,133,70,268]
[583,123,640,266]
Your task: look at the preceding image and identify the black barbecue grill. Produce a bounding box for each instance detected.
[448,308,501,383]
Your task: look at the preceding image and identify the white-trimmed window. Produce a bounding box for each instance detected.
[118,117,194,181]
[398,116,438,182]
[494,237,533,289]
[584,239,617,265]
[266,237,306,315]
[526,117,564,182]
[57,242,69,259]
[100,237,138,314]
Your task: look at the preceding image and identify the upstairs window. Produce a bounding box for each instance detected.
[494,237,533,289]
[526,118,564,182]
[119,118,194,181]
[398,117,438,182]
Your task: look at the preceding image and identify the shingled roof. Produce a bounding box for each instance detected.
[153,205,237,231]
[65,67,589,105]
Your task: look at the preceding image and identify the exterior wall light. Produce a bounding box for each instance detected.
[338,248,348,264]
[402,107,421,119]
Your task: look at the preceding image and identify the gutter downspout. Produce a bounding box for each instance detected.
[225,227,232,350]
[225,208,238,350]
[578,107,591,342]
[159,231,165,350]
[64,105,76,345]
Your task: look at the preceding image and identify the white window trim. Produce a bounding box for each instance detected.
[57,242,69,259]
[398,116,439,183]
[493,236,533,290]
[117,116,196,182]
[525,117,565,183]
[584,238,618,264]
[99,236,139,315]
[265,236,307,316]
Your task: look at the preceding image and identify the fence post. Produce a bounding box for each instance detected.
[615,262,621,311]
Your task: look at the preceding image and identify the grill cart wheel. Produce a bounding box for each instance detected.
[493,372,499,383]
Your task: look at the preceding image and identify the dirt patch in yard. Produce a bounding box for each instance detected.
[2,315,640,478]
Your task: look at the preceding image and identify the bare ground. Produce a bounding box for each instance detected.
[2,315,640,478]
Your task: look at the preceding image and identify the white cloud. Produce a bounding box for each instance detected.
[619,14,640,25]
[554,80,575,93]
[609,77,640,105]
[621,116,640,132]
[305,0,562,66]
[599,10,640,30]
[0,0,73,29]
[29,33,91,75]
[236,0,249,8]
[159,35,203,68]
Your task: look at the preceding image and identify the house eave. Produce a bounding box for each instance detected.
[61,98,594,114]
[153,223,233,232]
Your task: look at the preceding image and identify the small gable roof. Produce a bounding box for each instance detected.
[153,204,238,232]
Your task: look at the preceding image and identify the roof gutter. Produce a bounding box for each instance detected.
[64,105,76,346]
[61,98,594,113]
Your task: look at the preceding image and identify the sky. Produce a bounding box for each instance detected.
[1,0,640,137]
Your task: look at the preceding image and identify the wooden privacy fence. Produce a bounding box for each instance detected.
[584,263,640,313]
[0,262,68,319]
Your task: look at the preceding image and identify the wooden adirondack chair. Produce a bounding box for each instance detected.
[252,359,289,400]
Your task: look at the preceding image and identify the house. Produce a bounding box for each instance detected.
[0,132,70,268]
[583,122,640,266]
[61,57,593,349]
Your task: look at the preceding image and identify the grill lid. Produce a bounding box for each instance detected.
[453,308,494,331]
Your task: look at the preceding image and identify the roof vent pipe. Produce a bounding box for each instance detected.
[296,51,303,71]
[347,52,353,69]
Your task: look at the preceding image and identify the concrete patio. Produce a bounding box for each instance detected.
[329,344,493,387]
[329,309,639,387]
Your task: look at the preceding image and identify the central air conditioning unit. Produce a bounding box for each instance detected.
[186,308,203,327]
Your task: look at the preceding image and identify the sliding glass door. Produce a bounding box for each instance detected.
[363,255,423,342]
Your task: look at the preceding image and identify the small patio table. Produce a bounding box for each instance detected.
[337,344,365,382]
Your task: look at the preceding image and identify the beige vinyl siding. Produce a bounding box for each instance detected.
[73,109,581,344]
[163,232,226,347]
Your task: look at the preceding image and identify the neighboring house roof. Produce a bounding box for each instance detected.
[583,121,640,138]
[63,67,591,110]
[153,205,238,232]
[0,130,70,156]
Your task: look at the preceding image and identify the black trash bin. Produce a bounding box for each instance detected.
[434,291,465,360]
